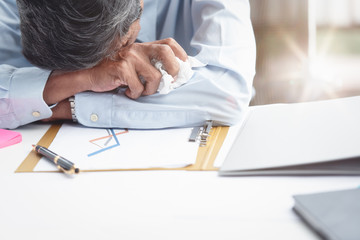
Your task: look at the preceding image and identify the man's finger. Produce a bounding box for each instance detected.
[151,44,180,77]
[151,38,188,61]
[124,63,145,99]
[136,62,163,96]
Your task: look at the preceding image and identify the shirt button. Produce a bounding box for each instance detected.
[32,111,41,118]
[90,114,99,122]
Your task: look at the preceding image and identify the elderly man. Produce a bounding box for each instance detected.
[0,0,256,129]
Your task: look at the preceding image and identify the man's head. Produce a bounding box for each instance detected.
[16,0,142,71]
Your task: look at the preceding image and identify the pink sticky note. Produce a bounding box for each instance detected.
[0,129,22,148]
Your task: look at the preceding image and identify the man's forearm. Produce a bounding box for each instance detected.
[43,70,90,105]
[42,99,72,122]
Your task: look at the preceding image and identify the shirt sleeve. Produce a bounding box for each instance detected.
[0,65,52,129]
[75,0,256,129]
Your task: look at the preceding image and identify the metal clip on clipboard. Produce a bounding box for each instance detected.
[189,120,213,147]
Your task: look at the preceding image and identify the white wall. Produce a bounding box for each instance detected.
[251,0,360,27]
[316,0,360,26]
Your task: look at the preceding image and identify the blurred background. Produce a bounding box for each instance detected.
[249,0,360,105]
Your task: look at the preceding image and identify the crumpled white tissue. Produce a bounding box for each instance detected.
[153,56,206,95]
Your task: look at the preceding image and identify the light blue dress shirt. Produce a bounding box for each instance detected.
[0,0,256,129]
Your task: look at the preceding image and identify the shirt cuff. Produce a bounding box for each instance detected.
[10,67,52,127]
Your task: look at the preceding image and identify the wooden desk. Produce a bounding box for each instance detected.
[1,123,359,240]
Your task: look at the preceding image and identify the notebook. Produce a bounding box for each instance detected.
[0,129,22,149]
[293,188,360,240]
[219,96,360,176]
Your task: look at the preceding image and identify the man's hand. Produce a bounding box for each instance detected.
[87,38,188,99]
[43,38,187,105]
[42,38,187,121]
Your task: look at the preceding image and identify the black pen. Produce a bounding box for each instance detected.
[32,144,80,174]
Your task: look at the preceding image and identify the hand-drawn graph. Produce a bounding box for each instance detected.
[88,129,128,157]
[33,124,199,171]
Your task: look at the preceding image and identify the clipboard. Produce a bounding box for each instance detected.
[16,122,229,173]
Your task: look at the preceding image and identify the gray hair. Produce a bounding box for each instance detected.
[17,0,141,71]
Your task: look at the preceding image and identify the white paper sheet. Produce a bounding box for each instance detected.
[34,123,199,171]
[213,123,244,168]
